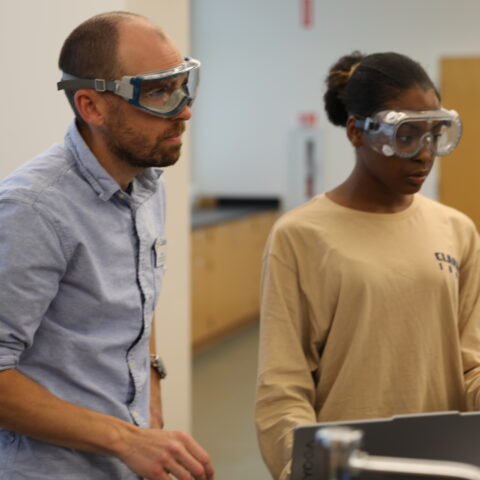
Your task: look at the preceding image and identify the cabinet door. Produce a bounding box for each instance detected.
[191,228,215,346]
[192,223,239,347]
[209,223,241,330]
[191,210,279,350]
[440,57,480,229]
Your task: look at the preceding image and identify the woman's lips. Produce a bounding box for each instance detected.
[407,171,428,185]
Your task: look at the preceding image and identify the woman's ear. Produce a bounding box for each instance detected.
[346,115,363,147]
[74,90,108,127]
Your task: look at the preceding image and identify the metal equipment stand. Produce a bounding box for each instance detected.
[316,427,480,480]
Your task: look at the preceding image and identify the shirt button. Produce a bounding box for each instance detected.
[118,193,125,199]
[129,360,136,368]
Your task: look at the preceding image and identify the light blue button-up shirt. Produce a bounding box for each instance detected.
[0,122,166,479]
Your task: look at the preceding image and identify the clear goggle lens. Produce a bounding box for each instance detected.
[393,118,460,157]
[135,66,199,116]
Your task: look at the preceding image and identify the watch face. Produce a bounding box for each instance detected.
[151,355,167,379]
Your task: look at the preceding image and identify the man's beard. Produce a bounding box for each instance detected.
[103,104,185,169]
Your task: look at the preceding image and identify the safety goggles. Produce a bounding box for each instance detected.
[57,57,200,118]
[354,108,462,158]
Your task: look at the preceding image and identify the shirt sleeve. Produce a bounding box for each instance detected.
[0,199,68,370]
[458,224,480,409]
[255,227,319,480]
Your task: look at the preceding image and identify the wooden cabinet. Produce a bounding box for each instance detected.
[191,210,278,351]
[440,57,480,230]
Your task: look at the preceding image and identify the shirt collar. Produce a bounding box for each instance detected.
[64,121,162,202]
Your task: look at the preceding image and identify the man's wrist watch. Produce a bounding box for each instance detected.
[150,354,167,379]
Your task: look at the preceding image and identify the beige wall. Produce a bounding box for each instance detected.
[0,0,124,177]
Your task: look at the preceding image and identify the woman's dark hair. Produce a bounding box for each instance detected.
[323,51,439,127]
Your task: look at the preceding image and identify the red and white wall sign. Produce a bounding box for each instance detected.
[301,0,314,28]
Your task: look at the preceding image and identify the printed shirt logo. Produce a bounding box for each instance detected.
[435,252,459,277]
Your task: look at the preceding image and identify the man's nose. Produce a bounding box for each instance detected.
[171,104,192,121]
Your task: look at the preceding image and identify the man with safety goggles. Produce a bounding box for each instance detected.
[354,108,462,159]
[57,57,200,119]
[0,11,214,480]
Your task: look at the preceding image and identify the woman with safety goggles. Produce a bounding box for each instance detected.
[256,51,480,480]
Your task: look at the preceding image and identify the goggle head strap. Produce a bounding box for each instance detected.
[354,116,379,132]
[57,74,119,94]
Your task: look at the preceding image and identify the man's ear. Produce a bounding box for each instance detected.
[346,115,363,147]
[74,90,108,126]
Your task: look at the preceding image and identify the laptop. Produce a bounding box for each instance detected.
[291,411,480,480]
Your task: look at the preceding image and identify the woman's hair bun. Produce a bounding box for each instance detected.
[324,51,365,127]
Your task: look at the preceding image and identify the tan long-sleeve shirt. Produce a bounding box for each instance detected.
[255,194,480,480]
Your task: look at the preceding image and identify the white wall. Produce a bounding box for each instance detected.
[191,0,480,201]
[0,0,192,432]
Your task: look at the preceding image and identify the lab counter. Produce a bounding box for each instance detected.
[191,199,279,229]
[191,199,280,352]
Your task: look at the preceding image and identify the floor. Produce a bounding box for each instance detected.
[192,322,271,480]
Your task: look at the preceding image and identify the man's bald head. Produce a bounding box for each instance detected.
[59,12,166,80]
[58,12,168,118]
